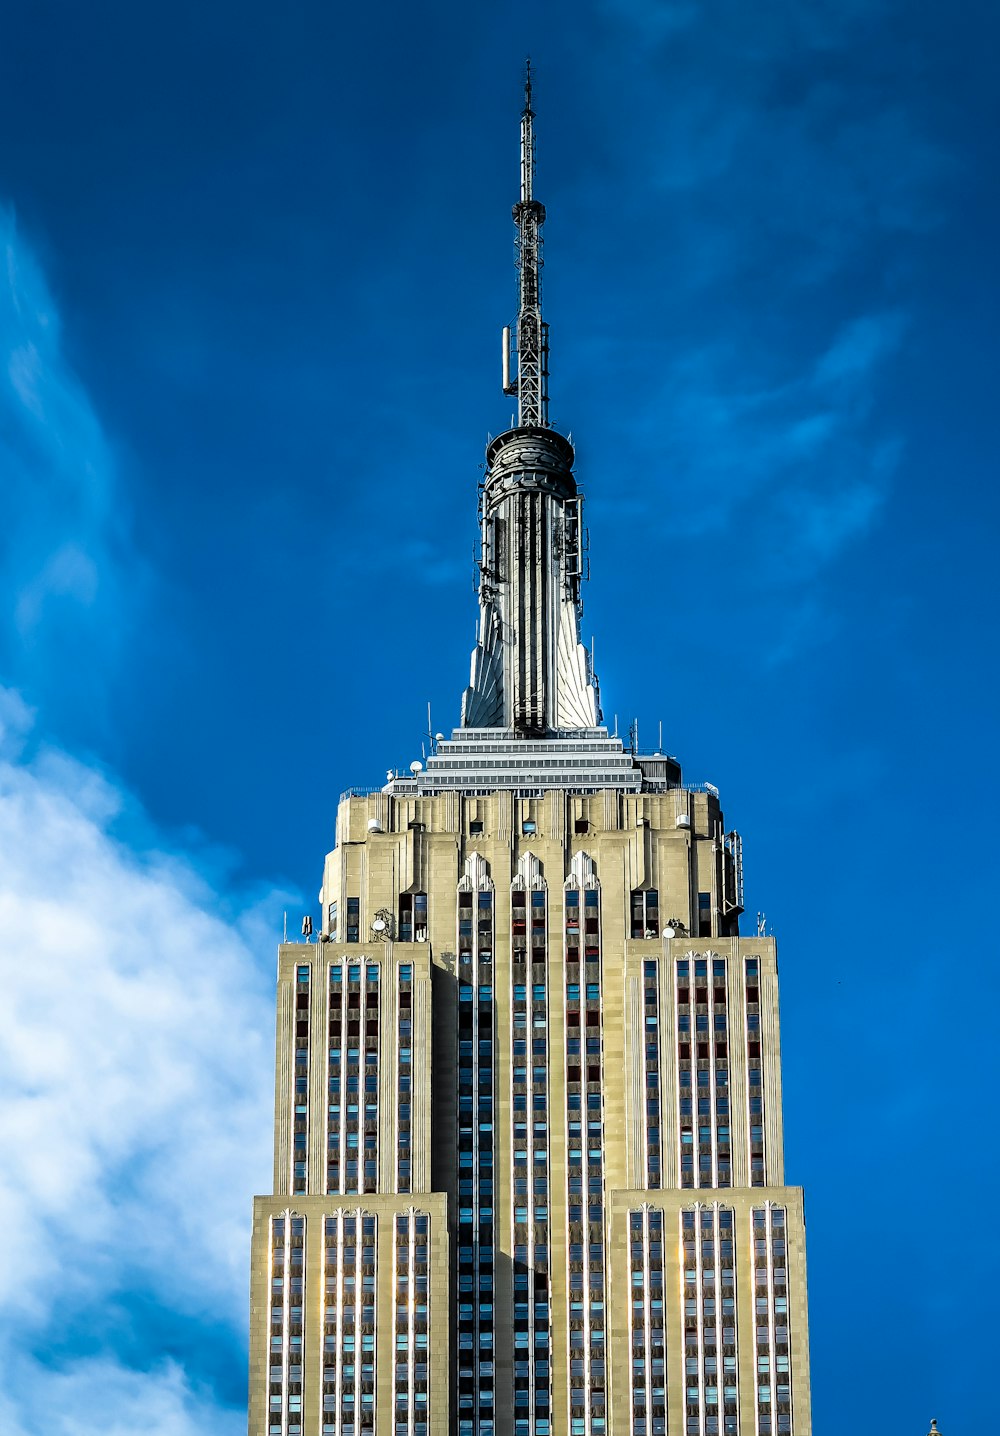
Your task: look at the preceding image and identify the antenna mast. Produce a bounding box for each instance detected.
[502,59,549,428]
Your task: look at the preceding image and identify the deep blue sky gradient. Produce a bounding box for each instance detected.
[2,2,998,1432]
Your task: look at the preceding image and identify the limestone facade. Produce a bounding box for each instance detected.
[248,779,811,1436]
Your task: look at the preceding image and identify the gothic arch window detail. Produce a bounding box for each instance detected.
[567,848,599,892]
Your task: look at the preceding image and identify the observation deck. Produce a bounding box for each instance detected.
[374,727,683,799]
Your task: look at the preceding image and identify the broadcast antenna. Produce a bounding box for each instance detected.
[502,59,550,428]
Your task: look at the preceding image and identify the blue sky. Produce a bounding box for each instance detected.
[0,1,997,1431]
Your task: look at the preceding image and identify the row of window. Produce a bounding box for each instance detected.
[268,1205,794,1436]
[675,958,769,1189]
[457,865,496,1434]
[395,1211,432,1436]
[328,964,380,1196]
[397,966,413,1192]
[269,1210,432,1436]
[269,1215,305,1436]
[511,870,552,1436]
[642,960,662,1189]
[294,949,768,1202]
[292,959,420,1200]
[753,1206,793,1434]
[629,1207,666,1436]
[292,969,311,1195]
[629,1205,794,1436]
[323,1212,378,1434]
[681,1207,739,1434]
[565,874,606,1436]
[326,887,717,943]
[676,960,731,1191]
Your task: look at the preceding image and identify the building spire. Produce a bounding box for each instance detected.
[463,65,599,733]
[503,58,550,428]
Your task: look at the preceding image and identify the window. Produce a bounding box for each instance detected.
[522,820,537,835]
[470,820,484,834]
[574,818,589,834]
[698,892,711,938]
[346,898,360,943]
[399,892,428,943]
[631,889,660,939]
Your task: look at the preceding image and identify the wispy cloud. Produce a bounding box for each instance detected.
[584,1,950,281]
[599,0,888,44]
[591,308,906,575]
[580,302,908,671]
[0,210,145,721]
[0,688,284,1430]
[596,0,701,40]
[565,0,950,667]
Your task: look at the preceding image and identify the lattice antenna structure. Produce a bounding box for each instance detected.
[502,59,550,428]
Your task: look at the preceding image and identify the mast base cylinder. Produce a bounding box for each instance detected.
[484,427,576,504]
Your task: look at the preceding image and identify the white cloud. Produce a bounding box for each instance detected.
[0,1355,246,1436]
[0,689,284,1428]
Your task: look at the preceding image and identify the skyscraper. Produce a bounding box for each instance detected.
[248,70,813,1436]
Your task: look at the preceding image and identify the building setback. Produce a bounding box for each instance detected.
[249,69,813,1436]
